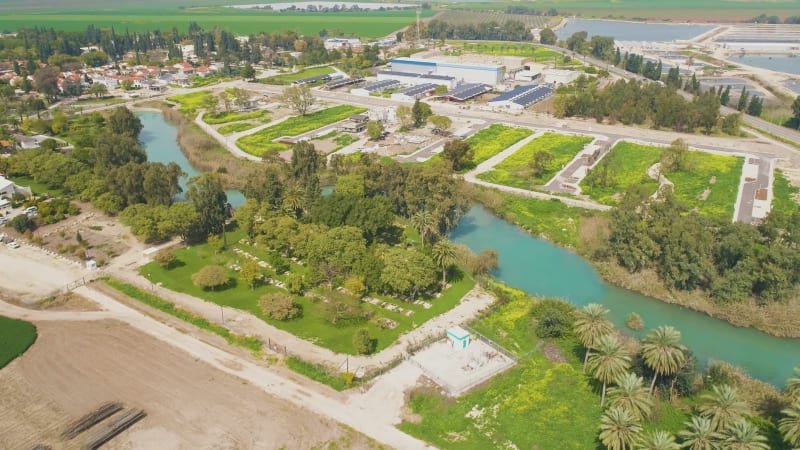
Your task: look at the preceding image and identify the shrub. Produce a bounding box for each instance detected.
[8,214,32,233]
[626,312,645,330]
[285,272,305,295]
[353,328,376,355]
[322,296,370,327]
[191,265,230,290]
[259,293,300,320]
[154,248,178,269]
[531,299,575,338]
[344,275,366,298]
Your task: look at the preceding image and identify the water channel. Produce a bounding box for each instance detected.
[451,206,800,387]
[137,110,798,387]
[136,111,246,207]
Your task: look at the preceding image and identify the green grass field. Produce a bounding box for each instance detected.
[772,170,800,216]
[580,141,662,205]
[260,66,335,85]
[202,109,268,125]
[218,122,258,135]
[140,232,475,355]
[8,175,65,198]
[454,41,576,64]
[0,316,37,369]
[479,132,593,189]
[237,105,366,156]
[666,152,742,219]
[0,6,433,38]
[166,90,213,115]
[461,125,533,171]
[498,194,597,248]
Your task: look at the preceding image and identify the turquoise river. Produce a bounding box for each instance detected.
[452,206,800,387]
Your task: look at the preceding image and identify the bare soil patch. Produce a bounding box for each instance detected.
[8,320,375,450]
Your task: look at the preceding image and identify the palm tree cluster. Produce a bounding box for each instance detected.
[574,304,787,449]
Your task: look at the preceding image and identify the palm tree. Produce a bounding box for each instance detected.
[678,416,722,450]
[786,366,800,400]
[607,372,653,420]
[637,430,680,450]
[573,303,615,373]
[599,406,642,450]
[779,400,800,448]
[699,384,751,432]
[431,239,457,289]
[409,210,436,247]
[588,334,631,407]
[641,325,687,394]
[722,419,768,450]
[282,188,303,217]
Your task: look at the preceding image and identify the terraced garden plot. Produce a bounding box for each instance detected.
[218,122,258,135]
[478,133,593,189]
[580,141,662,205]
[203,109,269,125]
[667,152,742,218]
[237,105,366,156]
[464,124,533,170]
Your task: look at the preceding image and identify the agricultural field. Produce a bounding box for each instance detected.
[237,105,366,156]
[463,124,533,170]
[166,90,213,115]
[0,316,37,369]
[437,10,555,29]
[580,141,742,218]
[261,66,335,85]
[454,42,564,61]
[0,5,434,38]
[202,109,269,125]
[771,170,800,216]
[140,231,475,355]
[218,122,258,135]
[478,132,593,189]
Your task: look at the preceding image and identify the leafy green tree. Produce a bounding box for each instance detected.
[143,162,183,206]
[239,260,262,290]
[607,373,653,420]
[307,226,367,285]
[192,265,230,290]
[792,96,800,128]
[353,328,376,354]
[88,82,108,99]
[33,65,59,100]
[720,85,731,106]
[599,406,642,450]
[162,202,200,242]
[660,139,688,172]
[442,139,473,171]
[62,78,83,98]
[186,173,227,240]
[259,293,300,320]
[366,120,384,140]
[108,107,144,138]
[281,84,314,115]
[722,419,768,450]
[699,385,751,432]
[642,325,686,394]
[396,105,413,130]
[241,63,256,81]
[285,272,305,295]
[81,50,109,67]
[637,430,679,450]
[431,239,457,288]
[588,334,631,407]
[746,96,763,117]
[154,248,178,269]
[736,87,749,112]
[429,115,452,132]
[379,247,437,299]
[8,214,32,233]
[566,31,588,51]
[530,150,554,177]
[539,28,557,45]
[119,79,134,91]
[411,99,431,127]
[679,416,723,450]
[574,303,615,373]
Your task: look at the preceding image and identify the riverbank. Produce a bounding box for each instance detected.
[468,187,800,338]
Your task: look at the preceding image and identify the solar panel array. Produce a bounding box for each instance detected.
[400,83,439,97]
[445,83,492,101]
[378,70,455,81]
[490,84,553,107]
[362,79,401,92]
[325,77,364,89]
[293,74,332,85]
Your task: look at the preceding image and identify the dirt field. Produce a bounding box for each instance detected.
[0,320,375,450]
[0,243,86,304]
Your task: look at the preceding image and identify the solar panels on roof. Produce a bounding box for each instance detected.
[400,83,438,96]
[445,83,492,101]
[489,84,553,107]
[362,79,401,92]
[325,77,364,89]
[292,74,332,85]
[377,70,455,81]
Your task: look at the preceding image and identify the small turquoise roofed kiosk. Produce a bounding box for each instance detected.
[446,326,471,349]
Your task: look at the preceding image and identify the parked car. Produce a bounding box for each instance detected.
[0,216,8,225]
[6,241,20,249]
[24,206,37,216]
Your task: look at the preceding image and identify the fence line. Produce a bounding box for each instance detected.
[462,324,519,363]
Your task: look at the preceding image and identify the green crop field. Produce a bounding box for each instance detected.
[464,124,533,170]
[203,109,268,125]
[218,122,258,135]
[0,316,37,369]
[580,141,662,205]
[166,90,213,115]
[261,66,335,85]
[455,41,566,62]
[479,132,593,189]
[237,105,366,156]
[0,5,433,38]
[140,231,474,355]
[772,170,800,216]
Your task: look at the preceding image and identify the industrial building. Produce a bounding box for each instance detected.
[389,57,504,86]
[325,77,364,90]
[390,83,439,102]
[488,84,554,111]
[542,69,582,86]
[351,79,401,96]
[377,70,456,89]
[442,83,493,102]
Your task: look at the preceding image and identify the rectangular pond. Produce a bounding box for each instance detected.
[731,54,800,75]
[556,19,715,42]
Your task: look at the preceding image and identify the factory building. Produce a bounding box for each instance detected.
[390,83,439,102]
[488,84,554,111]
[389,58,504,86]
[377,70,456,89]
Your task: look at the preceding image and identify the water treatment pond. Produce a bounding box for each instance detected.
[556,19,715,42]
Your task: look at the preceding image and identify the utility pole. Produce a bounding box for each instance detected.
[416,8,420,46]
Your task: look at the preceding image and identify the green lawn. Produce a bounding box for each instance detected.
[478,132,593,189]
[495,194,598,248]
[166,90,213,115]
[580,141,662,206]
[772,169,800,216]
[140,232,475,355]
[666,152,742,219]
[8,175,65,198]
[261,66,335,85]
[0,316,37,369]
[203,109,268,125]
[454,41,578,66]
[237,105,366,156]
[218,122,258,135]
[462,124,533,170]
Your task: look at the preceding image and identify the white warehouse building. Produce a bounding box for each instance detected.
[389,57,504,86]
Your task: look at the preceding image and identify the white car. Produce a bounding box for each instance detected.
[6,241,20,249]
[0,216,8,225]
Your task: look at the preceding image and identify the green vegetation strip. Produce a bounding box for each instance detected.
[496,194,597,248]
[218,122,258,135]
[772,169,800,215]
[261,66,335,85]
[103,278,262,352]
[203,109,268,125]
[0,316,37,368]
[286,356,348,391]
[580,141,662,205]
[166,90,213,115]
[237,105,366,156]
[479,132,593,188]
[465,124,533,168]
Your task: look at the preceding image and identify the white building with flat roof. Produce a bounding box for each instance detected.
[389,57,504,86]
